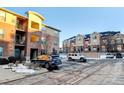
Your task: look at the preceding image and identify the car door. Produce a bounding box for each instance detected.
[74,54,78,59]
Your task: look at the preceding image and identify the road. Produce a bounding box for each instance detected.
[1,59,124,85]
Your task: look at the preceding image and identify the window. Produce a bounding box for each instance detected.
[75,54,77,56]
[0,29,4,39]
[0,47,3,56]
[92,34,97,39]
[31,21,39,29]
[0,11,6,22]
[116,38,122,44]
[72,54,74,56]
[31,35,40,42]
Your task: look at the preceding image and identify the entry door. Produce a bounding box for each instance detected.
[30,49,38,59]
[15,48,21,60]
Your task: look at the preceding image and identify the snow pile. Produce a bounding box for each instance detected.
[12,64,35,74]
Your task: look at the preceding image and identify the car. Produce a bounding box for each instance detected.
[106,53,114,59]
[116,53,122,58]
[31,54,62,71]
[0,57,9,65]
[50,55,62,70]
[67,53,86,62]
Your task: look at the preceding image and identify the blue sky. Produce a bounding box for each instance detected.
[6,7,124,47]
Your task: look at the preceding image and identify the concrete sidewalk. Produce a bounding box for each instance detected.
[0,65,48,84]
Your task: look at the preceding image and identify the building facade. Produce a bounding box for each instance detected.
[90,32,100,52]
[63,31,124,53]
[75,34,84,52]
[42,24,61,54]
[84,34,90,52]
[0,8,60,61]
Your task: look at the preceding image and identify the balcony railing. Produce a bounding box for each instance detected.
[16,24,26,31]
[15,40,26,45]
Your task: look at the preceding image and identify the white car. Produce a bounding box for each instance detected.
[67,53,86,62]
[106,53,114,59]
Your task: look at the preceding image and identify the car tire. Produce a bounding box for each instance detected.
[45,63,53,71]
[68,57,72,61]
[80,57,86,62]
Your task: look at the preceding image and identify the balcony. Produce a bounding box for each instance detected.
[15,40,26,46]
[15,32,26,46]
[16,18,27,31]
[16,24,26,31]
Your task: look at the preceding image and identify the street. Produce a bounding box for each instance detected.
[1,59,124,85]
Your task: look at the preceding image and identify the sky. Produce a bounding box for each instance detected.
[6,7,124,47]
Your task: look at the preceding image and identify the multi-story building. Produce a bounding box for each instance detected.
[100,31,120,52]
[63,40,68,53]
[112,33,124,52]
[42,24,61,54]
[63,31,124,53]
[84,34,90,52]
[0,8,60,62]
[75,34,84,52]
[90,32,100,52]
[63,36,76,53]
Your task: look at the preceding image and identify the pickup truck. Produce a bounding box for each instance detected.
[31,54,62,71]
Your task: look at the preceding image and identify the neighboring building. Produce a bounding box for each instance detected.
[63,31,124,53]
[112,33,124,52]
[90,32,100,52]
[100,31,120,52]
[63,40,68,53]
[75,34,84,52]
[84,34,90,52]
[63,36,76,53]
[0,8,61,62]
[42,24,61,54]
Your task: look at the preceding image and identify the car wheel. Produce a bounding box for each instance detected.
[68,57,72,61]
[54,65,59,70]
[80,58,86,62]
[45,63,53,71]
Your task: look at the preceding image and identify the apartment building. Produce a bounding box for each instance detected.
[63,36,76,53]
[0,8,60,62]
[100,31,120,52]
[84,34,90,52]
[63,31,124,53]
[41,24,61,54]
[75,34,84,52]
[90,32,100,52]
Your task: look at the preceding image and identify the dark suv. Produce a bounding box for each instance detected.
[116,53,122,58]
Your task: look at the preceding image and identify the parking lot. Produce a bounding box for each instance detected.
[1,58,124,85]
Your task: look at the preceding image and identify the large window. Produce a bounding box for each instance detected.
[0,10,6,22]
[92,34,97,39]
[0,47,3,56]
[31,21,39,29]
[31,35,40,42]
[0,29,4,39]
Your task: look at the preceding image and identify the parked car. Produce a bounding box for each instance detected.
[106,53,114,59]
[31,54,62,71]
[8,56,16,63]
[67,53,86,62]
[0,57,9,65]
[116,53,122,58]
[50,55,62,70]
